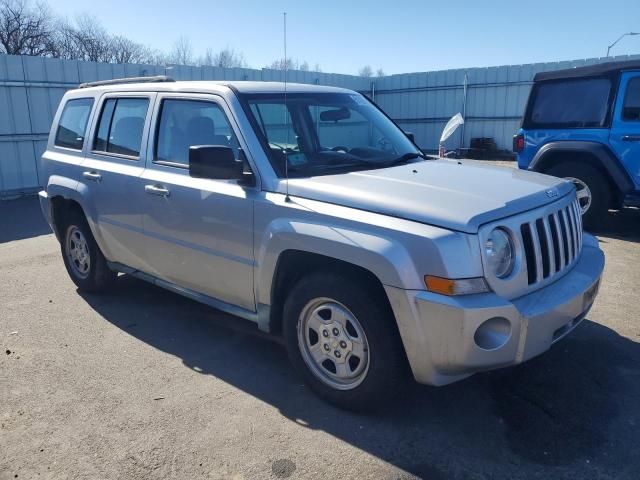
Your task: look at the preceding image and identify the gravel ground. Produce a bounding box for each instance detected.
[1,168,640,479]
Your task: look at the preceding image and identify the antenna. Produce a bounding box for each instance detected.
[283,11,291,202]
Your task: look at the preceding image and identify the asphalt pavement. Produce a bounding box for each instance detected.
[1,193,639,480]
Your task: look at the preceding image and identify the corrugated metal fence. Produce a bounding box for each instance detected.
[373,54,640,153]
[1,53,638,196]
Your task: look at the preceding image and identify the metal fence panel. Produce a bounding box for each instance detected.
[2,53,640,195]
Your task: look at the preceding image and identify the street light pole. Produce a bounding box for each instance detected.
[607,32,639,57]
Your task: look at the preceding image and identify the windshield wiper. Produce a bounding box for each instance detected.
[380,152,427,167]
[286,151,428,176]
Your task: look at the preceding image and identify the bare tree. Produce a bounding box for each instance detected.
[1,1,247,69]
[200,46,246,68]
[110,35,148,64]
[200,47,214,66]
[0,0,56,55]
[269,57,297,70]
[269,58,318,71]
[54,15,113,62]
[376,68,385,77]
[139,47,168,65]
[358,65,373,77]
[169,35,193,65]
[214,47,246,68]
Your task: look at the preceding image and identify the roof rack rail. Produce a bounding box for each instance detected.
[78,75,175,89]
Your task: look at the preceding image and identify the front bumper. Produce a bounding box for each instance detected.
[385,233,604,386]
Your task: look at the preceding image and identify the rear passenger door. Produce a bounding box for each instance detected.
[81,93,155,271]
[609,72,640,189]
[139,93,255,311]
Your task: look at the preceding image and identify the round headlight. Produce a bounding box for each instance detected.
[485,228,514,278]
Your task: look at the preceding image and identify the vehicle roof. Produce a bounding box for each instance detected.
[74,80,355,95]
[534,58,640,82]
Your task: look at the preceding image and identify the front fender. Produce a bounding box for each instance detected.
[255,218,423,310]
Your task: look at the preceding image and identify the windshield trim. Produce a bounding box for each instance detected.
[232,88,422,178]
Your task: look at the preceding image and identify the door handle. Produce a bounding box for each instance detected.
[82,171,102,182]
[621,135,640,142]
[145,184,170,197]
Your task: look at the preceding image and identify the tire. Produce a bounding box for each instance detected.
[60,210,116,292]
[546,162,612,230]
[282,269,407,411]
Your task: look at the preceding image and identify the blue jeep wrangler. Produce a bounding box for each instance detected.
[514,59,640,228]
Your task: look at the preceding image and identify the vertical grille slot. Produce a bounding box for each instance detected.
[572,200,583,253]
[548,214,561,272]
[520,223,537,285]
[552,212,566,267]
[535,219,551,278]
[565,206,576,261]
[558,210,571,266]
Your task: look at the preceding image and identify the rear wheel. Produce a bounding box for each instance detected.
[61,211,116,292]
[546,162,612,229]
[283,270,407,411]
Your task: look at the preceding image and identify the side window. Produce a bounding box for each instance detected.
[93,97,149,157]
[155,99,239,166]
[527,78,612,128]
[623,77,640,121]
[54,98,94,150]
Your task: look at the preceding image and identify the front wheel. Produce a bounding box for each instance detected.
[283,270,407,411]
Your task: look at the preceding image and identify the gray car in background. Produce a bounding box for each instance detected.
[39,77,604,410]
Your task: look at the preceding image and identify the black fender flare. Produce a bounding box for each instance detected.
[529,141,634,194]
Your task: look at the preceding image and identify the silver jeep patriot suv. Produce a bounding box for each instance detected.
[39,77,604,410]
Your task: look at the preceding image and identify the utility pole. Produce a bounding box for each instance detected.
[607,32,639,57]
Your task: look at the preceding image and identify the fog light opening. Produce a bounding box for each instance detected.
[474,317,512,351]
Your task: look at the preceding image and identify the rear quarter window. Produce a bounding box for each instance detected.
[524,77,613,129]
[54,98,94,150]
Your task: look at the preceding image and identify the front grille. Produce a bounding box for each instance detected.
[520,198,583,285]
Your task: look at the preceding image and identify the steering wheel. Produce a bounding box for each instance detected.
[331,146,350,153]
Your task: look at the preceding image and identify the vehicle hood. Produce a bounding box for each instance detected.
[284,160,573,233]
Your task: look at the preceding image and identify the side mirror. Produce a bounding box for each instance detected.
[189,145,244,180]
[404,131,415,143]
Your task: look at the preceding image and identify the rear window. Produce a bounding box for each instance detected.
[93,97,149,158]
[54,98,94,150]
[524,77,613,129]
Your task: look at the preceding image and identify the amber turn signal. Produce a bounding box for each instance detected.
[424,275,489,296]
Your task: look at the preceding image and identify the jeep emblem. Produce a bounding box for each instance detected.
[545,189,558,198]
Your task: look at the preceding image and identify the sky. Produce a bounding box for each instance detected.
[49,0,640,75]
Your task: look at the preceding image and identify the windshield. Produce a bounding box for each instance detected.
[240,92,422,177]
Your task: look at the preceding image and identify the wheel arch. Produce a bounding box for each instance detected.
[50,195,86,240]
[266,249,395,335]
[529,141,633,200]
[46,177,106,249]
[255,220,423,334]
